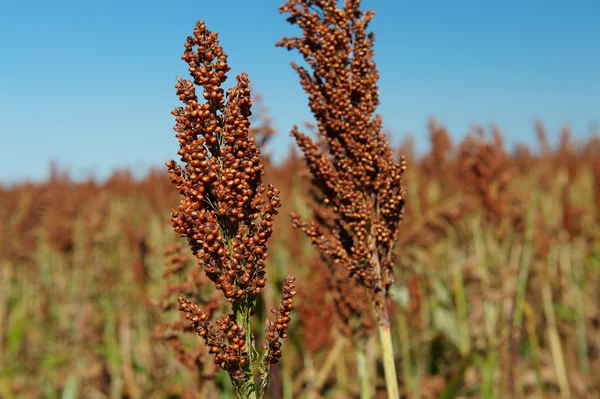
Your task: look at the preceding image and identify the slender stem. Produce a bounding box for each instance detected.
[336,348,349,391]
[369,218,399,399]
[508,194,536,395]
[0,261,10,366]
[398,308,414,397]
[356,342,371,399]
[315,336,346,390]
[367,336,378,395]
[233,301,257,399]
[377,301,400,399]
[542,273,570,399]
[569,241,589,376]
[282,360,293,399]
[452,253,470,356]
[522,302,547,397]
[304,354,318,399]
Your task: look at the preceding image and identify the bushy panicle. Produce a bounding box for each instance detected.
[277,0,406,300]
[164,21,295,392]
[456,131,524,232]
[178,296,248,379]
[166,21,281,303]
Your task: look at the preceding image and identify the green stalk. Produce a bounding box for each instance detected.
[398,310,414,398]
[452,254,470,356]
[336,348,349,391]
[542,249,570,399]
[315,336,346,390]
[282,361,293,399]
[377,301,400,399]
[233,301,257,399]
[356,342,371,399]
[367,335,378,395]
[508,193,537,395]
[513,195,537,329]
[522,302,547,397]
[304,353,318,399]
[570,241,589,376]
[0,261,10,366]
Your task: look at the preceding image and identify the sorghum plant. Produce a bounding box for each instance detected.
[277,1,406,397]
[153,242,221,398]
[593,156,600,217]
[165,21,295,399]
[422,118,455,197]
[302,184,376,339]
[456,130,524,233]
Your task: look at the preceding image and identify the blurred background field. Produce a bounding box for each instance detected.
[1,118,599,398]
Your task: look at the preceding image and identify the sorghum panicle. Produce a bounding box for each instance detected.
[167,21,280,303]
[277,0,406,300]
[178,296,248,379]
[263,276,296,365]
[278,3,404,395]
[165,20,295,392]
[456,131,523,232]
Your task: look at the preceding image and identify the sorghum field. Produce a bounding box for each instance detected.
[1,1,599,399]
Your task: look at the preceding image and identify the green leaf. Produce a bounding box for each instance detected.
[432,308,461,349]
[432,278,453,306]
[61,375,79,399]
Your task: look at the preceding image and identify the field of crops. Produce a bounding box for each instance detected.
[3,120,599,398]
[1,1,599,399]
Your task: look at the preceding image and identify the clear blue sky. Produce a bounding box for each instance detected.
[0,0,598,183]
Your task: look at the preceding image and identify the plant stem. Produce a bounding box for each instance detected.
[397,309,414,397]
[522,302,547,397]
[282,361,293,399]
[541,250,570,399]
[233,301,257,399]
[508,193,536,395]
[356,342,371,399]
[315,336,346,390]
[304,354,318,399]
[452,253,470,356]
[377,301,400,399]
[569,241,589,377]
[336,348,348,391]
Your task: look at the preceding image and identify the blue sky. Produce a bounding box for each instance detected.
[0,0,598,183]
